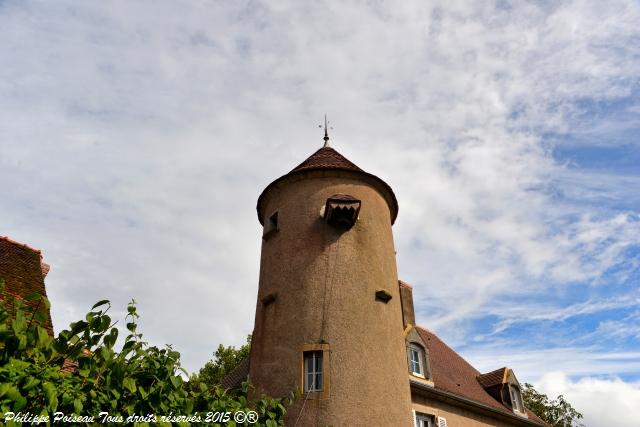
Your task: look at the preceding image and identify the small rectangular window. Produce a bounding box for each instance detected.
[303,351,323,392]
[415,413,433,427]
[510,384,524,413]
[409,345,423,376]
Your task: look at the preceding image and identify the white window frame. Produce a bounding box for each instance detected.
[509,384,524,413]
[409,344,425,377]
[414,412,433,427]
[303,350,323,392]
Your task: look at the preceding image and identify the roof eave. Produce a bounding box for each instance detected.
[256,167,398,225]
[410,380,548,427]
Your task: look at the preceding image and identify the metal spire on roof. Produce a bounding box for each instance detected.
[319,115,332,147]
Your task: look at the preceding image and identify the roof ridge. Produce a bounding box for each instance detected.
[0,236,42,255]
[478,367,508,377]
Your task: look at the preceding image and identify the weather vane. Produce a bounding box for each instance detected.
[318,115,333,147]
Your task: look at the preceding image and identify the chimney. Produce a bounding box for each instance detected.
[399,280,416,327]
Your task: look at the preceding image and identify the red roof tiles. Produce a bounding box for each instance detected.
[220,357,250,390]
[399,280,413,289]
[415,326,545,424]
[289,146,363,173]
[477,367,508,388]
[0,236,54,335]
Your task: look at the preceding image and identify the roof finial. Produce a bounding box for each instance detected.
[319,115,332,147]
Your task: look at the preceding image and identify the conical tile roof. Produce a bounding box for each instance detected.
[289,146,363,173]
[257,145,398,225]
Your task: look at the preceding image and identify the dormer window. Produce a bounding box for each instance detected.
[324,194,361,229]
[405,328,432,382]
[477,367,529,418]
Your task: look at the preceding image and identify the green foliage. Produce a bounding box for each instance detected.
[0,280,286,426]
[190,336,251,391]
[522,383,584,427]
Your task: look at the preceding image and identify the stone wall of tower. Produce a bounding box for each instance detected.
[249,169,412,426]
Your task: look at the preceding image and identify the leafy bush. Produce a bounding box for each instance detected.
[0,282,286,426]
[188,336,251,391]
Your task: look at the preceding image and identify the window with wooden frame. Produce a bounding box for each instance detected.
[303,351,323,392]
[300,343,330,398]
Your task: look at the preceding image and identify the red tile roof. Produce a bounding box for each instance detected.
[289,146,363,173]
[416,327,546,425]
[0,236,42,254]
[477,367,508,388]
[220,357,250,390]
[399,280,413,289]
[0,236,53,335]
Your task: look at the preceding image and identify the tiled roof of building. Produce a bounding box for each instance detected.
[0,236,53,335]
[0,236,43,254]
[477,367,508,388]
[220,357,250,390]
[399,280,413,289]
[416,327,545,425]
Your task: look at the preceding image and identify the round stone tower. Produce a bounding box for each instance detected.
[249,139,412,426]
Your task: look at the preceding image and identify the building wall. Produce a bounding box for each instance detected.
[250,170,413,426]
[412,394,526,427]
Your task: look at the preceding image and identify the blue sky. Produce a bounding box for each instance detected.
[1,1,639,425]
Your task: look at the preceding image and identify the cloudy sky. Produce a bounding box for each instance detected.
[1,1,639,425]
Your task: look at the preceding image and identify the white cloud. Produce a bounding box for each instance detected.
[464,346,640,382]
[0,0,639,388]
[535,372,640,427]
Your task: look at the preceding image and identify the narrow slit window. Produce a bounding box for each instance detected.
[510,384,524,413]
[263,210,279,239]
[303,350,323,392]
[269,211,278,229]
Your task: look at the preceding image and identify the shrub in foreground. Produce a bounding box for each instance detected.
[0,283,285,426]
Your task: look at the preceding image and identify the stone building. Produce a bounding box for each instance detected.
[241,135,547,427]
[0,236,53,335]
